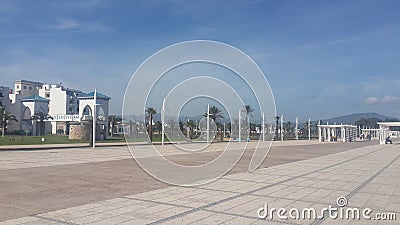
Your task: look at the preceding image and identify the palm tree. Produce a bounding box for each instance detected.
[0,106,18,137]
[127,120,135,135]
[155,121,162,135]
[184,120,196,140]
[244,105,254,120]
[167,120,175,137]
[274,115,280,141]
[146,107,157,142]
[315,120,320,136]
[203,106,224,122]
[286,121,292,137]
[30,112,53,136]
[244,105,254,139]
[108,115,117,137]
[203,105,224,141]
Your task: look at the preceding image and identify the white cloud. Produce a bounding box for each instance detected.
[381,95,399,103]
[43,18,111,32]
[54,18,81,30]
[329,36,362,45]
[363,96,399,105]
[364,97,379,104]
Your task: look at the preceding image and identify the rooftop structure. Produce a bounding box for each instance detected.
[1,80,110,136]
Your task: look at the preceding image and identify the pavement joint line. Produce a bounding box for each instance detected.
[194,186,335,206]
[147,146,385,224]
[310,149,400,225]
[202,208,302,225]
[33,215,79,225]
[220,177,298,183]
[122,196,195,209]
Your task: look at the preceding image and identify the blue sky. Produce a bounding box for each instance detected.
[1,0,399,122]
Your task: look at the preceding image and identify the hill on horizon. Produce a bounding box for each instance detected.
[120,112,399,125]
[325,112,399,125]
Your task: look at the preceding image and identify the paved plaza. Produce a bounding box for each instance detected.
[0,140,399,224]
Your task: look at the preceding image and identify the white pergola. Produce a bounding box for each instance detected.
[377,122,400,144]
[360,128,380,139]
[317,124,357,143]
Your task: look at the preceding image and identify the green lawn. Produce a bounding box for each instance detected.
[0,134,228,146]
[0,135,126,146]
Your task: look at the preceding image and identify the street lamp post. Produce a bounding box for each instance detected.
[295,116,299,141]
[223,122,226,139]
[238,109,241,142]
[162,98,165,146]
[262,112,265,142]
[281,114,284,141]
[308,118,311,141]
[92,89,101,149]
[207,104,210,144]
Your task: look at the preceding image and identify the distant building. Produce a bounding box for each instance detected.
[0,86,10,108]
[1,80,110,136]
[9,80,43,104]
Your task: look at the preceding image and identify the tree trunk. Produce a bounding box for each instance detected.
[2,121,6,137]
[149,115,153,142]
[41,121,45,136]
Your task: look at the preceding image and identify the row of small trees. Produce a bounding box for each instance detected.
[144,105,255,143]
[0,106,53,137]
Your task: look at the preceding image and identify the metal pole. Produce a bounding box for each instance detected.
[238,109,241,142]
[281,114,284,141]
[308,118,311,141]
[295,116,298,141]
[207,104,210,144]
[162,98,165,146]
[92,89,97,148]
[262,112,265,142]
[2,116,5,138]
[186,118,190,139]
[223,122,226,138]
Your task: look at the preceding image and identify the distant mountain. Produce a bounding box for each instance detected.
[325,113,399,125]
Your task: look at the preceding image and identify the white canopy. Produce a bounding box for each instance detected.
[317,124,357,143]
[377,122,400,144]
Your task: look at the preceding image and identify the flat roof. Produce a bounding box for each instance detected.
[317,124,357,128]
[377,122,400,127]
[15,80,43,86]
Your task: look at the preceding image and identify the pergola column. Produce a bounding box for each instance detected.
[318,127,322,142]
[342,127,346,142]
[327,128,331,142]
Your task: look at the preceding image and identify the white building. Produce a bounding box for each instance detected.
[2,80,110,137]
[39,83,84,134]
[9,80,43,104]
